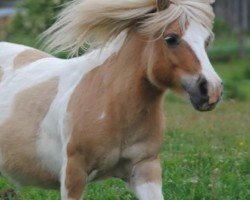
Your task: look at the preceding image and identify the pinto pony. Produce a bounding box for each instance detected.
[0,0,223,199]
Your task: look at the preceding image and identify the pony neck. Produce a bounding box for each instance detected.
[103,29,164,103]
[68,30,165,135]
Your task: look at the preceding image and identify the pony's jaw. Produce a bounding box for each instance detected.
[182,21,223,111]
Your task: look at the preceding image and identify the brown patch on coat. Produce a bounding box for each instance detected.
[0,78,59,188]
[13,49,52,69]
[0,67,3,82]
[65,155,87,200]
[65,30,165,199]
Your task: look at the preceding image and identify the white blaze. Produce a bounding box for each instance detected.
[183,21,222,86]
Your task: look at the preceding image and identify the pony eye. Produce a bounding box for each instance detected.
[165,34,180,47]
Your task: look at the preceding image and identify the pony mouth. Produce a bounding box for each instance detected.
[181,78,221,112]
[189,95,220,112]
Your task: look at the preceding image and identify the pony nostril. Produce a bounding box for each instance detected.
[198,78,208,96]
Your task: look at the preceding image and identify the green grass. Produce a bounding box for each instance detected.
[162,100,250,200]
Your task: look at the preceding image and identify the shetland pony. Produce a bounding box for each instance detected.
[0,0,223,199]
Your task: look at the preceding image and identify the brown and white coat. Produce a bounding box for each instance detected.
[0,0,223,199]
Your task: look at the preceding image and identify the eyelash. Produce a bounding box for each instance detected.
[164,34,180,47]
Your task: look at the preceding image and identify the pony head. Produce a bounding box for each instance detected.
[43,0,222,111]
[145,0,222,111]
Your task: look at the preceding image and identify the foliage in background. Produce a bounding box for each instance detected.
[6,0,89,56]
[213,18,232,37]
[208,18,250,101]
[7,3,235,39]
[8,0,68,38]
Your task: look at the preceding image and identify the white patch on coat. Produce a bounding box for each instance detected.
[0,58,61,125]
[0,32,126,126]
[99,111,106,120]
[183,21,222,86]
[0,32,127,188]
[135,182,164,200]
[36,32,127,179]
[0,42,28,68]
[60,133,71,200]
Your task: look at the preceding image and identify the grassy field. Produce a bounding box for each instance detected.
[0,33,250,199]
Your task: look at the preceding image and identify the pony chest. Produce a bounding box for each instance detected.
[92,126,162,171]
[88,139,161,182]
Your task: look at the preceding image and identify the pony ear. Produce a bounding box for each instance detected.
[156,0,171,11]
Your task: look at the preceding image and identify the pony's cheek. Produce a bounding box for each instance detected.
[151,64,174,88]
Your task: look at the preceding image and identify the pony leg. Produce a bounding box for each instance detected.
[129,158,164,200]
[61,154,86,200]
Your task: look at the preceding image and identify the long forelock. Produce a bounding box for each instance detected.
[141,0,215,37]
[42,0,215,55]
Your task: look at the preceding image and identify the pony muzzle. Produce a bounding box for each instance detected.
[182,75,223,112]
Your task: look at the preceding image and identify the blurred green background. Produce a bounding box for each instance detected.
[0,0,250,200]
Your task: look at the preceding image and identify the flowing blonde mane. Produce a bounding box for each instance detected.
[42,0,215,54]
